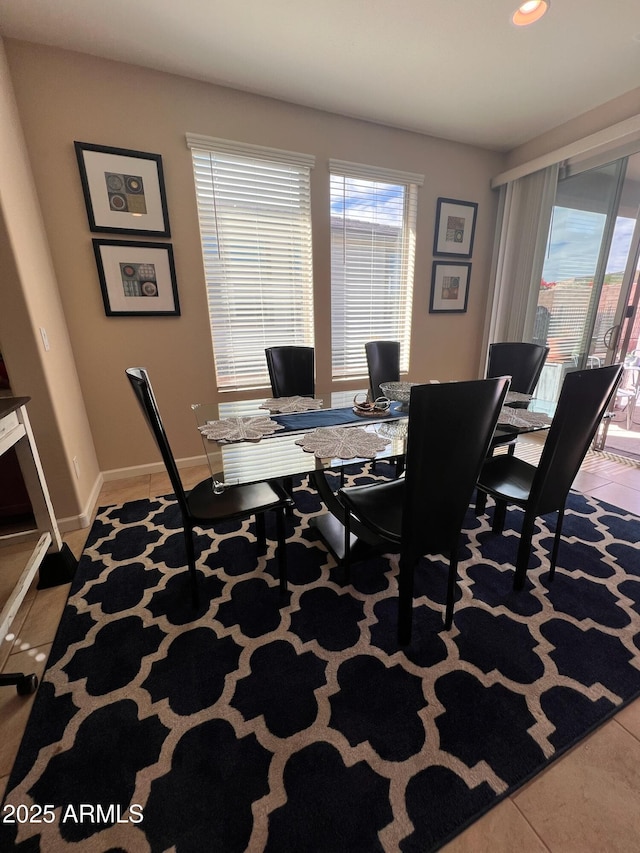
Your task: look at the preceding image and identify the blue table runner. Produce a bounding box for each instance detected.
[271,402,406,433]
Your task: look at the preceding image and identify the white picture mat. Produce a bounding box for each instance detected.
[82,150,166,232]
[435,200,475,255]
[97,243,176,313]
[431,263,470,311]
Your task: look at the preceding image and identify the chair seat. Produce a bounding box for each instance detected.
[187,479,287,522]
[477,455,536,505]
[341,478,404,543]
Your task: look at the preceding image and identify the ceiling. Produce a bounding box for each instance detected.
[1,0,639,152]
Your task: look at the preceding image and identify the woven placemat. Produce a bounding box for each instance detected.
[198,416,284,443]
[295,426,391,459]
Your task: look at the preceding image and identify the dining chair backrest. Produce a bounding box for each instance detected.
[486,342,549,394]
[265,346,315,397]
[365,340,400,399]
[530,364,622,515]
[401,377,510,562]
[126,367,189,517]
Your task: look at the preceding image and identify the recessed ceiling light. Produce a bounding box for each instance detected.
[512,0,550,26]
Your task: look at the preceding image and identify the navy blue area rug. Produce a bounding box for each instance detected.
[2,462,640,852]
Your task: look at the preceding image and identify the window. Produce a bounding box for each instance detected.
[188,134,315,391]
[329,160,423,381]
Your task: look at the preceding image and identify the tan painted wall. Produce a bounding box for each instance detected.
[3,38,505,474]
[505,87,640,171]
[0,40,99,522]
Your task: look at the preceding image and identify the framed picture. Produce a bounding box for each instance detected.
[92,239,180,316]
[433,197,478,257]
[75,142,171,236]
[429,261,471,314]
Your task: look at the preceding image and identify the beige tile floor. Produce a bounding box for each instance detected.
[1,450,640,851]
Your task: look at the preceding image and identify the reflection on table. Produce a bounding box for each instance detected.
[192,392,407,489]
[191,390,553,563]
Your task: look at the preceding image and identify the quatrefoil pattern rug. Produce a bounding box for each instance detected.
[2,463,640,852]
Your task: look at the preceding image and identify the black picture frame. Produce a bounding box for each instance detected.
[92,239,180,317]
[75,142,171,237]
[429,261,471,314]
[433,197,478,258]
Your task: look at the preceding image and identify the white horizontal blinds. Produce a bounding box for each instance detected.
[190,138,315,391]
[329,160,422,381]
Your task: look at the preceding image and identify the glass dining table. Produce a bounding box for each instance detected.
[191,389,553,563]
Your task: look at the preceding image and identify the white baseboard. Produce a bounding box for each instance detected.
[57,471,105,532]
[56,455,210,532]
[100,454,209,482]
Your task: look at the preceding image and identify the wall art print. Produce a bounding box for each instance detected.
[433,197,478,258]
[92,239,180,316]
[429,261,471,314]
[75,142,171,237]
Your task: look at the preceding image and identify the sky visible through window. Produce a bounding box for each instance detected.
[330,179,404,227]
[542,209,635,282]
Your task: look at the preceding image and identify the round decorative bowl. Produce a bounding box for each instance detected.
[379,381,419,412]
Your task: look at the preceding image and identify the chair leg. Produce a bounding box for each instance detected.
[276,507,288,593]
[183,525,200,608]
[513,514,536,590]
[549,505,565,582]
[398,553,416,645]
[475,488,488,516]
[0,672,38,695]
[342,508,351,584]
[283,476,295,515]
[492,499,507,534]
[255,512,267,554]
[445,556,458,630]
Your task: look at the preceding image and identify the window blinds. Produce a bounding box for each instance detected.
[189,136,315,391]
[329,160,422,381]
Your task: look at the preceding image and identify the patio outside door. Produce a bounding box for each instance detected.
[530,152,640,461]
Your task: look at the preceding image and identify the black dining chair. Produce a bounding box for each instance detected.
[486,342,549,396]
[365,340,400,400]
[365,340,402,475]
[265,345,316,501]
[475,341,550,515]
[126,368,290,606]
[339,377,510,644]
[476,363,623,591]
[265,346,315,397]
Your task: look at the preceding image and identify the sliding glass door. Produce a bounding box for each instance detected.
[529,152,640,459]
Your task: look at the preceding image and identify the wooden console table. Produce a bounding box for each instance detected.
[0,397,77,693]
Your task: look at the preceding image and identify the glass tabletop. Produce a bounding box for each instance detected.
[191,393,408,487]
[191,391,553,489]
